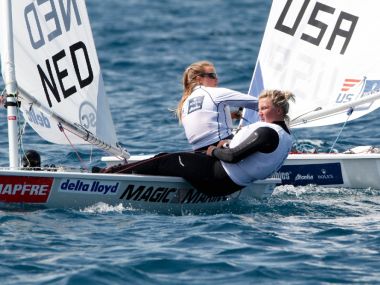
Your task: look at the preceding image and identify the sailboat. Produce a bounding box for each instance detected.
[0,0,278,213]
[244,0,380,189]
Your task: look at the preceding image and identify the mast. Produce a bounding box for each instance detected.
[0,0,18,169]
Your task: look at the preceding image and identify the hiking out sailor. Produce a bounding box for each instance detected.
[100,90,294,197]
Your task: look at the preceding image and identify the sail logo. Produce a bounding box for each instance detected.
[79,102,96,130]
[59,179,119,195]
[336,78,362,103]
[336,78,380,106]
[26,108,51,128]
[0,177,53,203]
[340,79,361,92]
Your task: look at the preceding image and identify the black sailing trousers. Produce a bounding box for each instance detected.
[103,152,243,196]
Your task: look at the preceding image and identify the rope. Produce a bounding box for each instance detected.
[329,107,354,153]
[58,122,88,170]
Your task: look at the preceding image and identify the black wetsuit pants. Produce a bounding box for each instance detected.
[104,152,243,196]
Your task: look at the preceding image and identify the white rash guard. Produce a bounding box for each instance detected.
[181,85,258,150]
[220,122,292,186]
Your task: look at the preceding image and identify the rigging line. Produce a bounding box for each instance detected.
[291,131,299,150]
[329,107,354,153]
[60,123,129,164]
[58,123,88,170]
[290,106,322,122]
[291,107,356,127]
[60,123,116,156]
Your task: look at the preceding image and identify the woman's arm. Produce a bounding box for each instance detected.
[209,127,279,163]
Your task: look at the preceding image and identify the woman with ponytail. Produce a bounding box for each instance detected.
[177,61,259,151]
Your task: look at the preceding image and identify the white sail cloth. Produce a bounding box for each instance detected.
[0,0,117,146]
[243,0,380,128]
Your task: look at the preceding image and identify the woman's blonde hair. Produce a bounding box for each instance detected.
[259,89,295,122]
[176,61,215,121]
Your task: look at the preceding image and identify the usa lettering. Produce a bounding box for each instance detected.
[275,0,358,55]
[0,184,49,196]
[335,93,354,104]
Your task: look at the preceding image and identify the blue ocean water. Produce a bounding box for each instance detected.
[1,0,380,284]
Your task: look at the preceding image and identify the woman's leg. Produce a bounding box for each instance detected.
[105,152,242,196]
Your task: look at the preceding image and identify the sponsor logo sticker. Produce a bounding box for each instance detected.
[119,184,228,204]
[59,179,119,195]
[0,176,53,203]
[335,77,380,111]
[275,163,343,186]
[26,108,51,128]
[188,96,204,114]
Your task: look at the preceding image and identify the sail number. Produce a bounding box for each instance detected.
[24,0,94,108]
[24,0,82,49]
[274,0,358,55]
[37,41,94,108]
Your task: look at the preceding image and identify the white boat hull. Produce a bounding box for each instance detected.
[0,169,277,214]
[276,153,380,189]
[103,152,380,190]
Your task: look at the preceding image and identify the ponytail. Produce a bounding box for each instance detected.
[176,61,214,122]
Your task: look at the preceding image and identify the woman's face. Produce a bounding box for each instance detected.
[197,65,218,87]
[258,97,283,123]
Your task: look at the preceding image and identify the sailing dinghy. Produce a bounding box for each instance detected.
[243,0,380,189]
[0,0,278,213]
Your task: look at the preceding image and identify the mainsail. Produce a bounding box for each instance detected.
[244,0,380,128]
[0,0,126,157]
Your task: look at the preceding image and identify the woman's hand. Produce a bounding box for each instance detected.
[206,145,217,156]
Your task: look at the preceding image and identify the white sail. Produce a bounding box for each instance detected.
[1,0,118,146]
[245,0,380,128]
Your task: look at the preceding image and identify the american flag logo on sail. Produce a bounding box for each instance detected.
[341,78,362,92]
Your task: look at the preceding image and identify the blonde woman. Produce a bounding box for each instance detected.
[102,90,294,197]
[177,61,258,151]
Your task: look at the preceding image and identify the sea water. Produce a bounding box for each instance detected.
[0,0,380,284]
